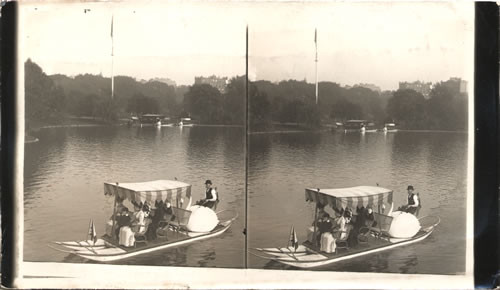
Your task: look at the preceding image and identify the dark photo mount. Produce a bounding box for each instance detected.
[474,2,499,288]
[1,1,23,288]
[0,1,496,288]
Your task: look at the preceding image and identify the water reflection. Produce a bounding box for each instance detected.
[248,131,467,274]
[24,126,245,268]
[125,247,189,267]
[197,247,217,267]
[249,135,272,174]
[273,132,322,150]
[185,127,221,168]
[24,127,466,273]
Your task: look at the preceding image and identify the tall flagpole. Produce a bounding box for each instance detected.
[111,15,114,99]
[315,28,318,105]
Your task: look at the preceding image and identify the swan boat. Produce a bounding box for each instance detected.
[49,180,237,262]
[250,186,440,269]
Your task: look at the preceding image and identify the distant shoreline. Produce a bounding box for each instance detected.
[397,129,468,134]
[250,129,328,135]
[191,124,243,128]
[251,127,468,134]
[27,118,468,135]
[38,124,111,129]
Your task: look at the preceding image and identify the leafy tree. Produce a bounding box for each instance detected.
[386,89,427,129]
[330,98,364,121]
[127,93,160,115]
[222,76,245,125]
[316,82,344,117]
[249,83,271,130]
[25,59,67,122]
[427,81,467,130]
[342,87,383,122]
[297,98,321,127]
[95,97,119,121]
[183,84,223,124]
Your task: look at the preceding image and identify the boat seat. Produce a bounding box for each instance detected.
[365,212,393,240]
[212,199,220,211]
[357,227,371,244]
[334,227,351,251]
[134,220,151,247]
[164,207,192,232]
[134,234,147,247]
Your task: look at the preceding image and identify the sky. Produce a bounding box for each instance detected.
[21,1,474,91]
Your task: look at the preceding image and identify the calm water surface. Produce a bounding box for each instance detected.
[24,126,246,268]
[24,127,468,274]
[247,131,468,274]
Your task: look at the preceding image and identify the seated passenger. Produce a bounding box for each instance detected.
[356,206,377,228]
[316,212,333,246]
[115,207,131,240]
[197,180,218,209]
[318,213,333,234]
[320,231,336,253]
[364,206,377,227]
[119,225,135,247]
[117,207,135,247]
[146,201,167,241]
[132,204,146,234]
[333,210,352,241]
[397,185,422,216]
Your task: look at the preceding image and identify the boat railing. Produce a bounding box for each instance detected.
[171,207,192,227]
[366,212,393,238]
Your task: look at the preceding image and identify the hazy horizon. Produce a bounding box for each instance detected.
[22,1,473,91]
[38,64,465,93]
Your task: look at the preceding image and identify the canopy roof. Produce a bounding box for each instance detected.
[104,180,191,206]
[305,186,393,210]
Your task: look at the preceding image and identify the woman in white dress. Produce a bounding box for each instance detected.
[132,204,146,234]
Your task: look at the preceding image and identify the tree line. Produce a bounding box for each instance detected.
[249,78,467,131]
[25,59,467,131]
[25,59,245,128]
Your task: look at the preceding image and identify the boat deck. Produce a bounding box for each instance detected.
[102,224,226,253]
[303,229,429,259]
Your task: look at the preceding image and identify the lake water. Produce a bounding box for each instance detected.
[247,130,468,274]
[24,126,246,268]
[24,126,468,274]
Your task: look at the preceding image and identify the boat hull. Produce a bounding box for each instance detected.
[51,220,234,262]
[251,223,437,269]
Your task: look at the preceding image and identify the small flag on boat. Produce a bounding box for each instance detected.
[289,226,298,251]
[88,219,97,244]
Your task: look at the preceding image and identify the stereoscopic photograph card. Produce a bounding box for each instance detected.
[3,1,476,288]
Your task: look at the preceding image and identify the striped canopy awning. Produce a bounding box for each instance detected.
[305,186,393,210]
[104,180,192,206]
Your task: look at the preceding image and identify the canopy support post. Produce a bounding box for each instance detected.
[313,206,318,247]
[111,189,118,241]
[312,192,319,247]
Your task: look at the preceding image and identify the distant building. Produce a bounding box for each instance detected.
[151,78,177,87]
[398,81,432,98]
[140,78,177,87]
[194,75,228,93]
[448,77,468,94]
[353,83,381,93]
